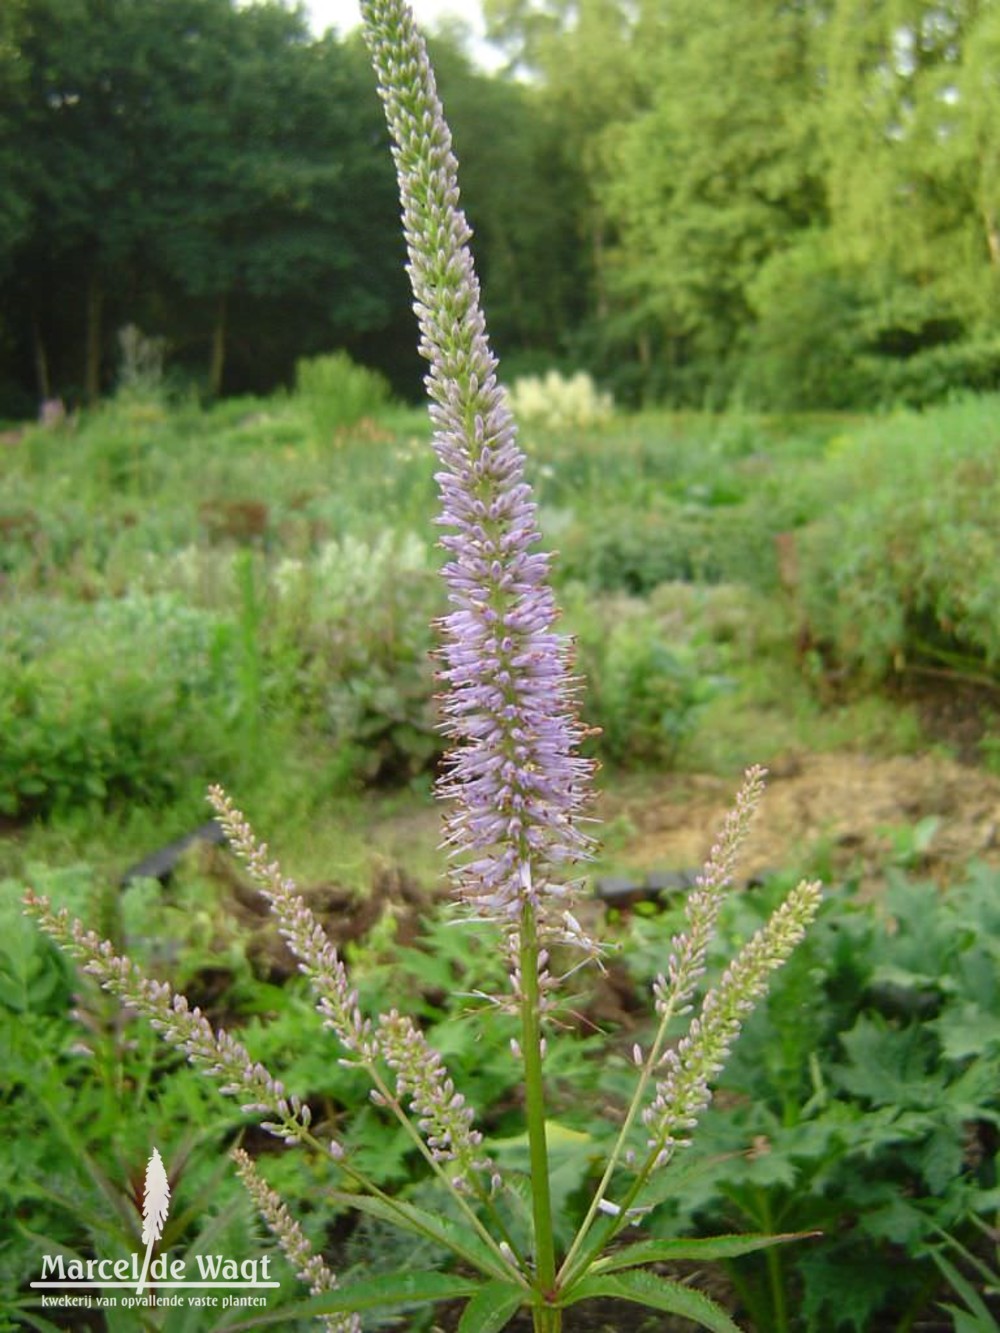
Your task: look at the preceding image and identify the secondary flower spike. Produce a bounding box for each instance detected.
[361,1,595,936]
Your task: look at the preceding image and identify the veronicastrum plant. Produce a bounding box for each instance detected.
[23,3,822,1329]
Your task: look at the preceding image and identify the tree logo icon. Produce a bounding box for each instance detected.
[136,1147,170,1296]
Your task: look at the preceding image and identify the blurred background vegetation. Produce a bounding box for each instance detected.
[2,1,999,1329]
[2,0,1000,415]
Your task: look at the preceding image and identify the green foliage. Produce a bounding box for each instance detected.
[625,863,1000,1331]
[861,336,1000,409]
[557,501,775,595]
[0,0,406,405]
[599,0,825,406]
[0,594,237,817]
[568,591,722,766]
[796,397,1000,681]
[0,880,280,1328]
[6,0,1000,411]
[741,236,874,411]
[428,33,591,361]
[269,531,443,783]
[10,388,994,821]
[295,351,394,441]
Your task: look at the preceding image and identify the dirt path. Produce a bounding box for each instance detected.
[598,751,1000,891]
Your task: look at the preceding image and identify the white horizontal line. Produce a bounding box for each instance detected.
[31,1283,280,1289]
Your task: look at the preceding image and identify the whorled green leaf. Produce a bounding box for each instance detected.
[328,1189,508,1280]
[591,1229,820,1274]
[457,1279,527,1333]
[225,1270,484,1328]
[561,1269,743,1333]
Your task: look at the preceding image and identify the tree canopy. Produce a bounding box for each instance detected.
[2,0,999,414]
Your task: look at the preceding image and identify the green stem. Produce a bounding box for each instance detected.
[758,1190,788,1333]
[559,980,684,1285]
[520,905,557,1302]
[533,1307,562,1333]
[365,1062,527,1279]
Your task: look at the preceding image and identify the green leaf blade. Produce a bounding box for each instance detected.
[562,1269,743,1333]
[328,1190,506,1280]
[226,1271,483,1327]
[592,1230,820,1273]
[458,1279,526,1333]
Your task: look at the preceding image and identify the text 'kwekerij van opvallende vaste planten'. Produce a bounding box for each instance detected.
[24,2,822,1329]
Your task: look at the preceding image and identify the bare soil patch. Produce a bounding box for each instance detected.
[599,751,1000,893]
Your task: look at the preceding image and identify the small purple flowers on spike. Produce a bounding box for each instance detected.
[360,0,595,943]
[232,1148,360,1333]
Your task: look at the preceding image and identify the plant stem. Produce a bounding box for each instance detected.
[533,1307,562,1333]
[519,904,557,1305]
[758,1190,788,1333]
[559,977,683,1285]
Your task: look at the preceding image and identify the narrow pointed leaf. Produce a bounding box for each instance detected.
[562,1270,743,1333]
[9,1309,64,1333]
[947,1308,1000,1333]
[328,1191,506,1279]
[225,1271,483,1327]
[592,1230,819,1273]
[458,1280,526,1333]
[930,1252,999,1326]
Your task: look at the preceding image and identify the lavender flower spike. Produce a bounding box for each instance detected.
[361,1,595,938]
[232,1148,360,1333]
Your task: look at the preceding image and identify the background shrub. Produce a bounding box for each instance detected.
[295,350,393,441]
[504,369,614,433]
[567,588,724,765]
[269,532,443,782]
[796,397,1000,681]
[0,595,237,817]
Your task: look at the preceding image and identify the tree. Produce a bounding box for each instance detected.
[151,13,405,395]
[823,0,997,350]
[599,0,829,403]
[426,35,590,366]
[0,0,408,406]
[483,0,645,362]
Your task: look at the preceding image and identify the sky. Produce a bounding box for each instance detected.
[305,0,502,68]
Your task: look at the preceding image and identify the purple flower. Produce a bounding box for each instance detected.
[362,1,594,936]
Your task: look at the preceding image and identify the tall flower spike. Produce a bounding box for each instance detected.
[210,786,495,1192]
[654,764,768,1021]
[209,786,376,1063]
[377,1008,494,1190]
[360,0,595,942]
[643,878,823,1166]
[23,891,321,1151]
[232,1148,360,1333]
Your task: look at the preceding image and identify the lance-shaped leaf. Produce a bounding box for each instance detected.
[328,1191,511,1282]
[590,1230,820,1275]
[223,1271,484,1327]
[457,1280,526,1333]
[561,1269,742,1333]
